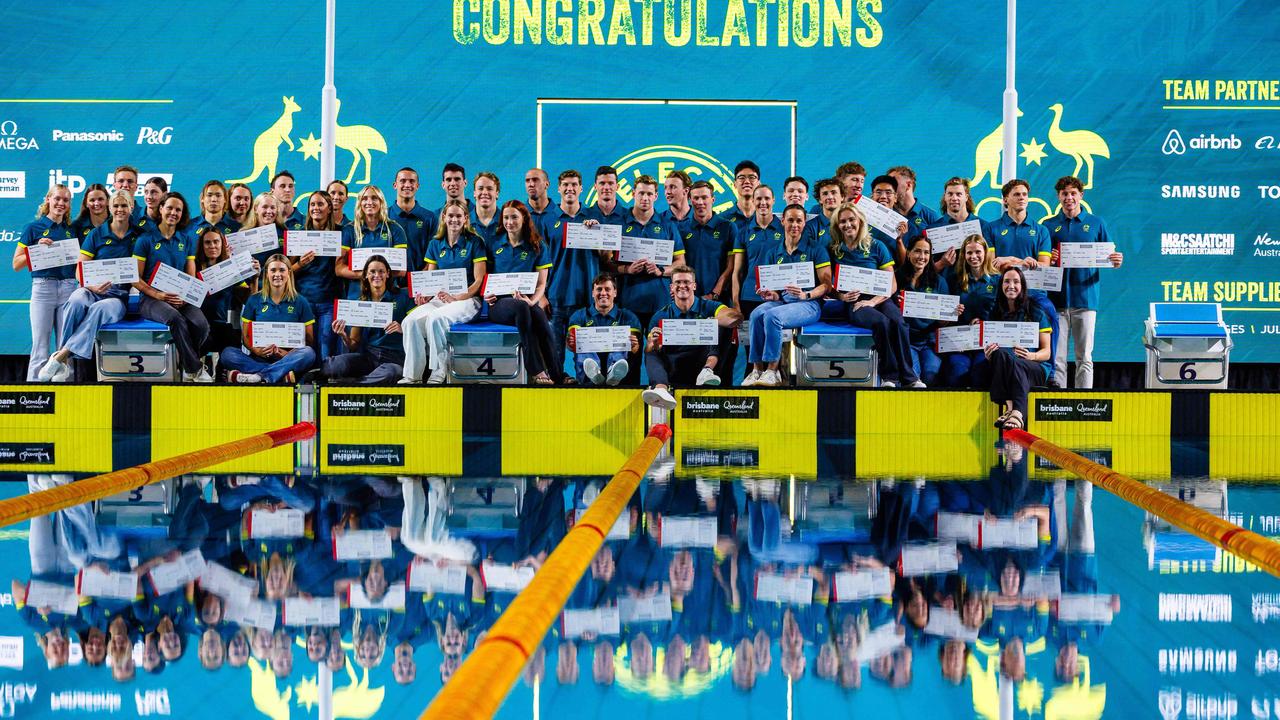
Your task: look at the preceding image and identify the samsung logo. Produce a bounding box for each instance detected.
[1161,184,1241,199]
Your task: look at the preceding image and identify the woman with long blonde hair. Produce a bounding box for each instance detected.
[13,185,79,380]
[337,185,407,299]
[218,254,316,383]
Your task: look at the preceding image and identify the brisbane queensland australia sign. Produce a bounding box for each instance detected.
[1034,398,1113,422]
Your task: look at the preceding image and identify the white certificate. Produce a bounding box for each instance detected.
[77,567,137,601]
[25,580,79,616]
[605,511,632,541]
[80,257,138,286]
[899,541,958,576]
[1057,594,1114,624]
[148,550,205,596]
[332,529,393,561]
[924,220,983,254]
[408,268,468,297]
[1022,265,1064,292]
[575,325,631,354]
[481,562,535,593]
[900,290,962,321]
[619,592,674,623]
[1058,242,1115,268]
[856,622,906,661]
[349,246,407,271]
[226,225,280,256]
[754,573,814,606]
[26,239,81,271]
[407,561,467,594]
[1021,571,1061,599]
[246,321,306,349]
[198,253,257,293]
[980,517,1039,549]
[482,272,538,296]
[349,582,406,610]
[333,298,394,329]
[925,607,979,640]
[834,265,892,296]
[618,235,674,265]
[561,606,620,639]
[981,320,1041,348]
[833,568,893,601]
[283,597,341,627]
[935,324,982,353]
[755,261,816,291]
[223,597,277,630]
[248,508,306,539]
[148,263,208,307]
[284,230,342,257]
[659,318,718,347]
[199,562,257,605]
[659,515,717,548]
[856,194,909,238]
[563,222,622,251]
[935,511,981,545]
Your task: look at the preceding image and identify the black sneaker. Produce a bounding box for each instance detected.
[301,368,324,384]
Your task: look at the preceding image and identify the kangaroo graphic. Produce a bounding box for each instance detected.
[334,99,388,185]
[972,108,1023,190]
[228,96,300,185]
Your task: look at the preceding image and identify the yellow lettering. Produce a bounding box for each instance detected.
[483,0,511,43]
[776,0,790,47]
[546,0,572,45]
[748,0,775,45]
[1163,281,1208,302]
[453,0,481,44]
[695,0,720,45]
[638,0,656,44]
[664,0,692,45]
[607,0,637,44]
[578,0,605,44]
[856,0,882,47]
[722,0,750,46]
[823,0,852,46]
[514,0,541,43]
[793,0,820,47]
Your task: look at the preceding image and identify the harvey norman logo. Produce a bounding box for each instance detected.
[0,392,54,414]
[1034,398,1113,422]
[0,171,24,199]
[681,396,760,419]
[327,393,405,417]
[328,444,405,466]
[1161,233,1235,256]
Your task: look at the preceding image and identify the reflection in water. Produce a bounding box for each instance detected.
[4,439,1277,719]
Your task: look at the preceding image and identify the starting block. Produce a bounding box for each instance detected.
[1143,303,1231,389]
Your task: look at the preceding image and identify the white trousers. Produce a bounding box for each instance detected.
[1054,308,1097,389]
[400,297,480,381]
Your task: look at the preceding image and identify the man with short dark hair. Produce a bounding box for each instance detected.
[391,167,438,272]
[271,170,304,227]
[660,170,692,228]
[868,175,915,262]
[1045,175,1122,389]
[835,162,866,200]
[812,178,843,230]
[584,165,628,226]
[642,266,743,408]
[440,163,468,210]
[716,160,761,238]
[540,169,592,378]
[524,168,553,225]
[886,165,942,232]
[566,273,641,385]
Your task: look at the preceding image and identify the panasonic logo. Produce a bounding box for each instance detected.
[1161,184,1241,199]
[51,129,125,143]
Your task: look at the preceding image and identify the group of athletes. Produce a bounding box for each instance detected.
[17,160,1119,430]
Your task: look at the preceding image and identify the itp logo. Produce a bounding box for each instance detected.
[1163,129,1187,156]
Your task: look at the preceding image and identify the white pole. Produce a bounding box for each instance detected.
[1001,0,1018,184]
[318,661,333,720]
[319,0,337,186]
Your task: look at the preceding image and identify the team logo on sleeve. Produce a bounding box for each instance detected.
[583,145,737,213]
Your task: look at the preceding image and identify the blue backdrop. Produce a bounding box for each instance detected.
[2,0,1279,360]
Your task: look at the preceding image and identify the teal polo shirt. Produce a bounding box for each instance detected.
[133,226,195,282]
[1045,210,1111,310]
[680,216,736,297]
[730,216,784,303]
[617,214,686,315]
[984,213,1052,298]
[424,233,487,286]
[392,202,438,272]
[487,237,553,275]
[19,217,78,280]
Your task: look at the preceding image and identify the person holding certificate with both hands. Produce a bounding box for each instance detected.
[641,266,741,408]
[322,255,413,383]
[14,184,79,381]
[38,192,142,381]
[985,267,1053,430]
[219,254,316,384]
[742,204,831,388]
[484,200,562,385]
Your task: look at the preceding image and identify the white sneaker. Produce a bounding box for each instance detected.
[186,368,214,383]
[909,380,928,389]
[605,359,629,386]
[397,376,419,385]
[880,380,897,388]
[37,357,66,382]
[229,371,262,384]
[759,369,782,387]
[696,367,721,386]
[51,361,72,383]
[641,387,677,410]
[741,369,762,387]
[582,357,604,385]
[426,370,447,385]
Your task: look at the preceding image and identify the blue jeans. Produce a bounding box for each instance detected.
[27,277,78,380]
[573,351,628,383]
[908,339,942,385]
[309,298,337,362]
[847,300,916,384]
[220,345,316,383]
[60,287,126,360]
[748,300,822,364]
